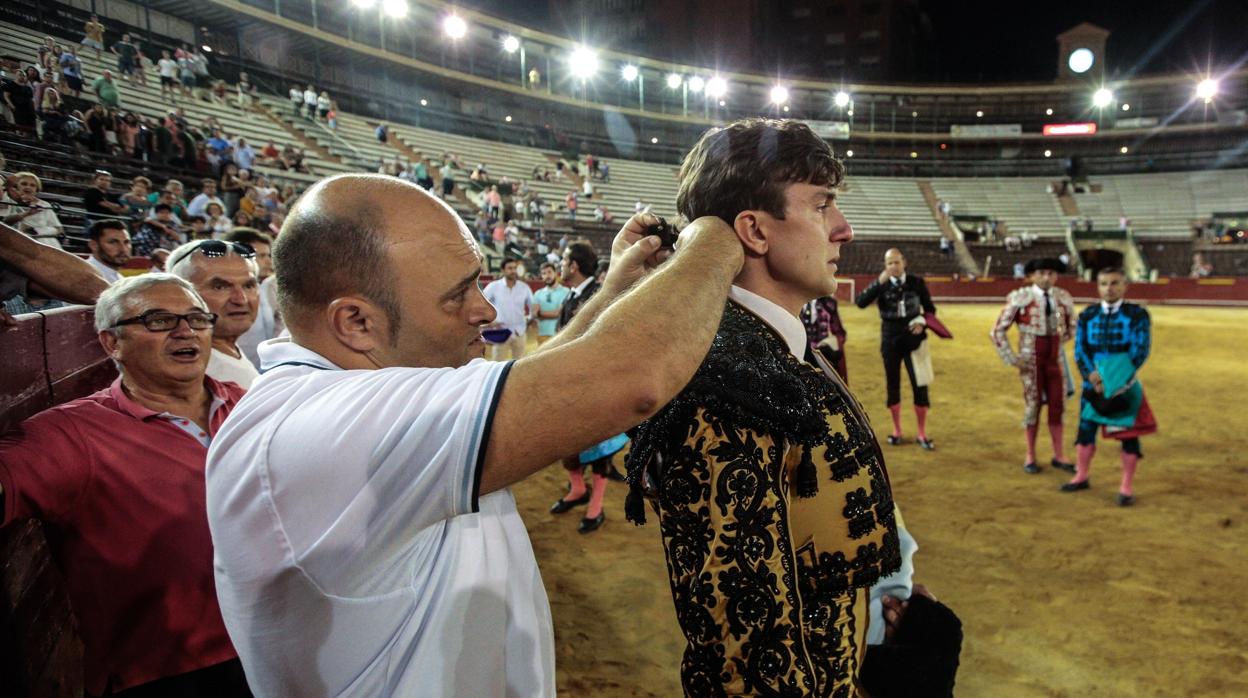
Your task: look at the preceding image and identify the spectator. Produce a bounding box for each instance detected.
[234,138,256,173]
[482,258,534,360]
[187,178,224,218]
[132,203,185,257]
[486,185,502,219]
[316,90,331,119]
[148,247,170,272]
[157,49,178,99]
[326,102,338,129]
[232,210,253,229]
[939,236,953,255]
[528,66,541,89]
[224,228,278,366]
[111,33,138,81]
[2,69,35,129]
[92,69,121,109]
[1,172,64,248]
[302,84,317,119]
[236,72,255,109]
[599,161,610,183]
[260,140,280,166]
[210,80,227,105]
[177,50,196,99]
[531,262,569,345]
[118,176,153,216]
[205,202,231,237]
[0,274,253,696]
[220,163,243,215]
[375,122,388,144]
[168,240,260,387]
[190,47,211,98]
[1013,261,1026,279]
[83,170,128,221]
[149,179,188,218]
[593,204,612,224]
[288,85,302,116]
[1190,252,1213,278]
[81,14,106,56]
[59,47,83,97]
[185,215,211,240]
[85,219,131,283]
[565,190,578,222]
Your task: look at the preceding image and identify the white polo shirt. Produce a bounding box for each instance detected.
[482,278,534,337]
[206,338,554,697]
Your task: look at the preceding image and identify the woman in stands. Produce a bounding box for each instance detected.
[219,163,243,215]
[206,201,231,237]
[1,172,65,248]
[119,176,153,217]
[2,69,36,129]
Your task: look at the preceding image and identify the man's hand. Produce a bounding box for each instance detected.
[601,213,676,297]
[1089,371,1104,394]
[909,323,924,335]
[881,583,936,642]
[878,270,890,284]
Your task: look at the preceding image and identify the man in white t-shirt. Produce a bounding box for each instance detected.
[482,258,533,360]
[169,240,260,388]
[156,49,178,99]
[86,220,131,284]
[205,174,744,697]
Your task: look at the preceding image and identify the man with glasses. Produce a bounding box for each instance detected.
[0,274,252,697]
[169,240,261,388]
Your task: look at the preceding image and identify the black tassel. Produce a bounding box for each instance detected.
[796,443,819,498]
[624,485,647,525]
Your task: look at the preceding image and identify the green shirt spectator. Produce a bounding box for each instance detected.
[93,73,120,108]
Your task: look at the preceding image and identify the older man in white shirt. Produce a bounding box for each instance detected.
[169,239,260,388]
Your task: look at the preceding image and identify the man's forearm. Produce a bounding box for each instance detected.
[1,223,108,304]
[576,226,741,402]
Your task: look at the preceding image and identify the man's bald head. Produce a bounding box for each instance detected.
[884,247,907,278]
[274,174,455,336]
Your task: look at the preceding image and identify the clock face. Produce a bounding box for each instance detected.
[1068,48,1095,74]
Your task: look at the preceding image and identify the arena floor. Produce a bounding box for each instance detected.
[510,302,1248,697]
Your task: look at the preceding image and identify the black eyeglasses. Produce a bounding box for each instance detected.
[112,310,218,332]
[167,240,256,270]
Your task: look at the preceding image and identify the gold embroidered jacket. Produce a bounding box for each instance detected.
[626,302,901,697]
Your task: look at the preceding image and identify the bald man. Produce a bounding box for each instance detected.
[205,174,744,696]
[855,248,938,448]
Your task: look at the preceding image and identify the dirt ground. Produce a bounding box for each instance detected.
[510,303,1248,697]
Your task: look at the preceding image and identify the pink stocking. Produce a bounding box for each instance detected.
[1072,444,1096,484]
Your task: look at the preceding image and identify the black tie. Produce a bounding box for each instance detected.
[1043,290,1052,319]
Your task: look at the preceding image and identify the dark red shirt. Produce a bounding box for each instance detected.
[0,377,245,694]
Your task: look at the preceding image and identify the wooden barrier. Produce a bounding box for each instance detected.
[1,306,115,697]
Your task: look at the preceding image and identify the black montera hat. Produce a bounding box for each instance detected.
[1024,257,1066,274]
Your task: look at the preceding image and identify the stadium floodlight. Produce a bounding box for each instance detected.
[650,137,659,144]
[834,91,850,108]
[382,0,407,18]
[718,100,726,106]
[1045,108,1053,116]
[976,110,984,117]
[1121,103,1130,111]
[621,64,639,82]
[1044,149,1052,157]
[706,76,727,98]
[201,45,213,53]
[845,149,854,157]
[1120,146,1129,154]
[502,35,520,54]
[666,73,682,89]
[568,45,598,80]
[352,0,376,8]
[770,85,789,105]
[846,109,853,116]
[419,98,428,106]
[505,115,512,122]
[1093,88,1113,108]
[688,76,705,93]
[443,15,467,39]
[910,151,918,158]
[1196,78,1219,102]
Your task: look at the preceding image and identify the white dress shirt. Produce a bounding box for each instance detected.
[86,255,123,284]
[206,347,258,389]
[483,278,534,336]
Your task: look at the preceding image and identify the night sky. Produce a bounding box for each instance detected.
[920,0,1248,82]
[464,0,1247,83]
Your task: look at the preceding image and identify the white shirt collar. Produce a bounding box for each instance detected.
[1101,299,1124,314]
[1033,284,1051,298]
[891,273,907,285]
[570,276,593,297]
[257,336,342,373]
[728,286,808,358]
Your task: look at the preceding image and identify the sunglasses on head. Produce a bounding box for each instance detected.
[168,240,256,270]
